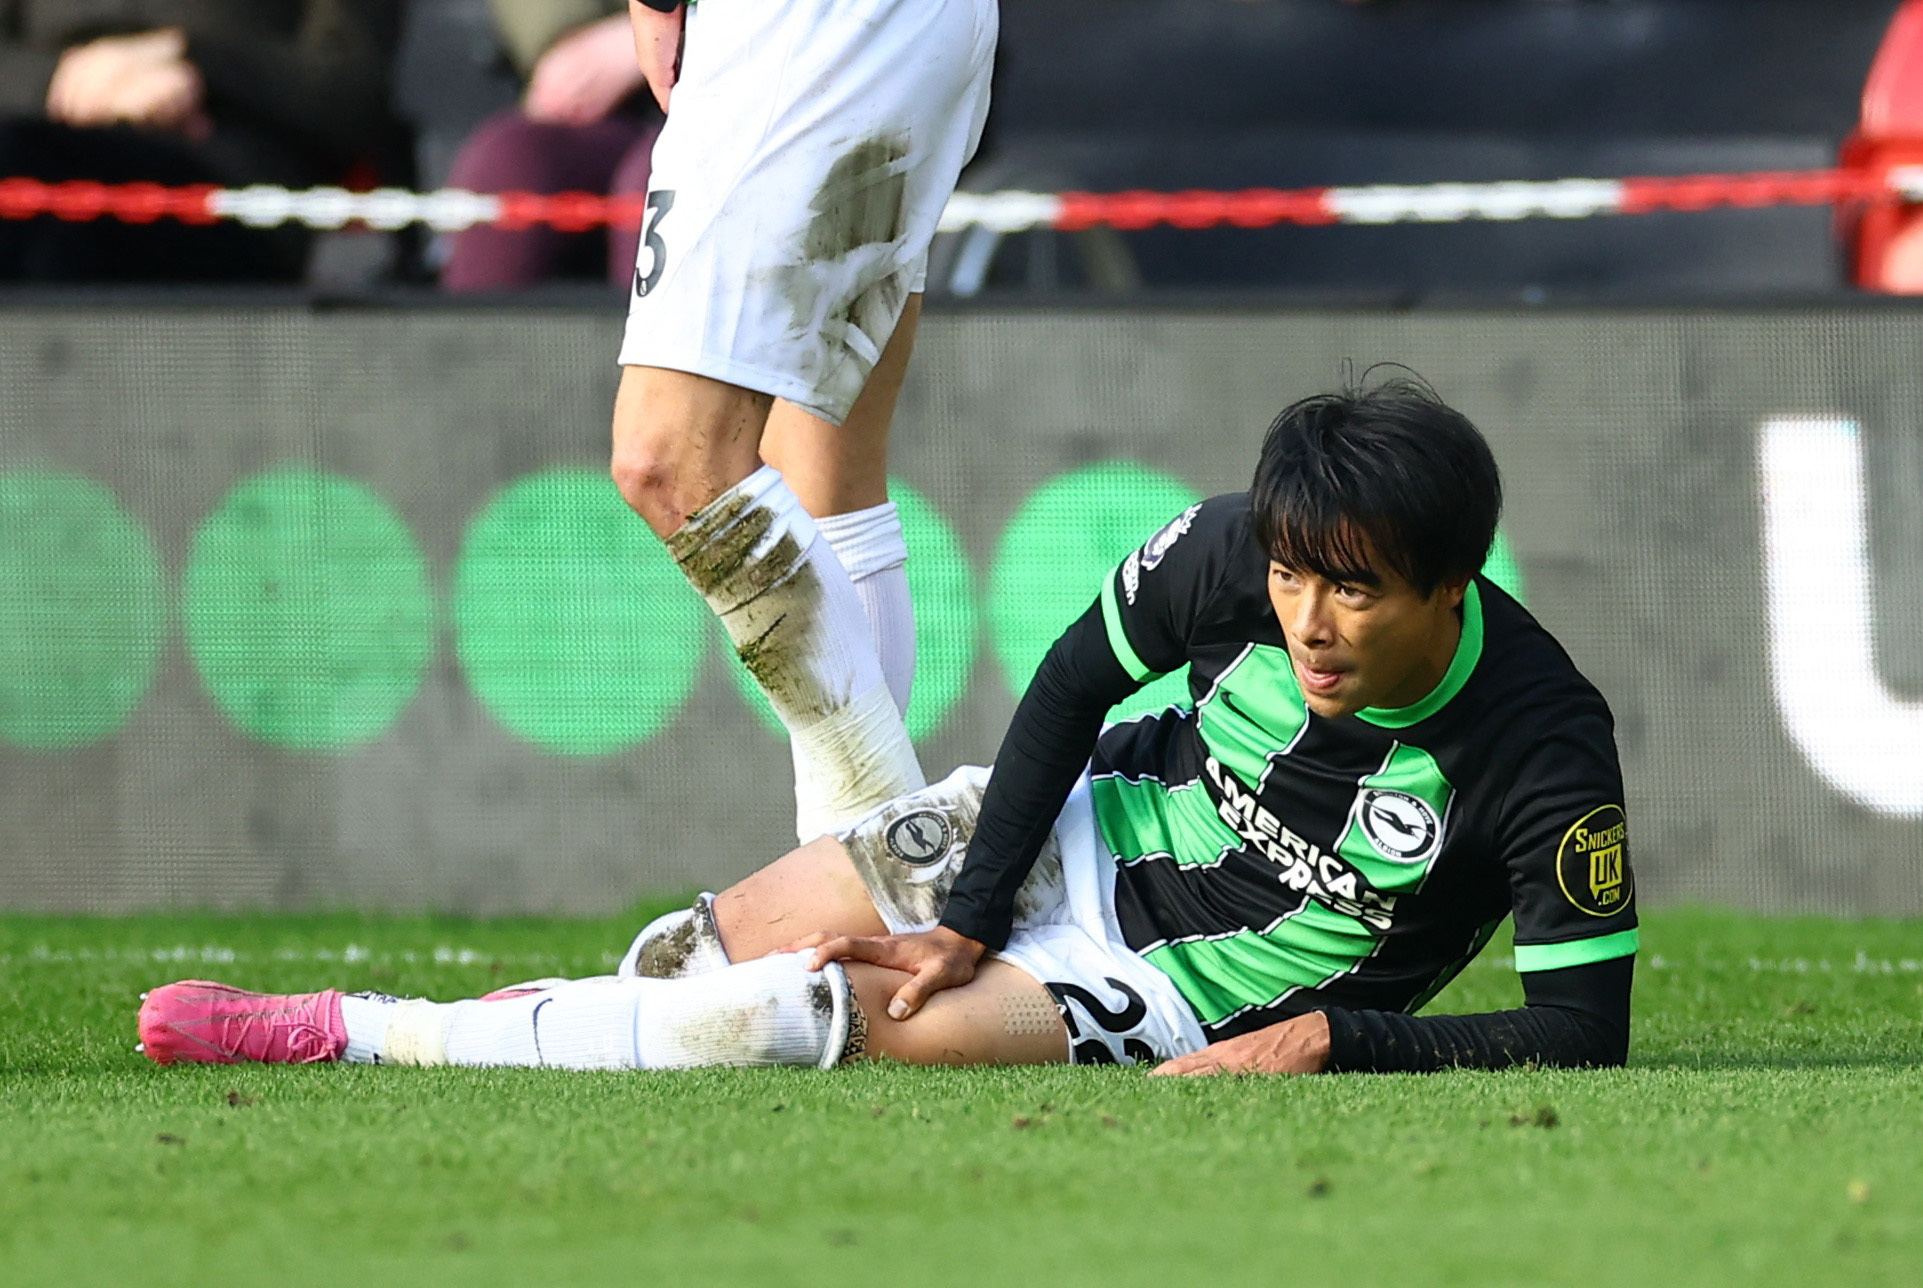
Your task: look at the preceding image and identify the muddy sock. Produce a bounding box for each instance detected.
[442,959,854,1069]
[617,893,731,978]
[343,960,856,1071]
[668,466,923,842]
[633,952,856,1070]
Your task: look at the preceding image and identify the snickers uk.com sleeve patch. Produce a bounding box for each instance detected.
[1555,803,1632,917]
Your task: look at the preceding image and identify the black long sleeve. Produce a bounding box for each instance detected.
[939,602,1141,949]
[1319,955,1633,1073]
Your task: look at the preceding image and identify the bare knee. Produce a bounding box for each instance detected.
[610,365,773,536]
[850,960,1069,1067]
[607,435,685,536]
[607,412,704,538]
[709,837,887,962]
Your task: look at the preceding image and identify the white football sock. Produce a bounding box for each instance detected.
[616,893,731,978]
[815,502,914,712]
[443,977,640,1069]
[343,955,858,1071]
[797,502,916,831]
[633,952,857,1070]
[340,992,398,1064]
[668,467,924,841]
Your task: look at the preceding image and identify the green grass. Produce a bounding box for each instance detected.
[2,907,1919,1286]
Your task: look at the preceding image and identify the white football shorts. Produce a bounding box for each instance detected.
[835,764,1208,1066]
[617,0,997,424]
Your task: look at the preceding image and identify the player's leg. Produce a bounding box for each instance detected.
[139,950,1066,1071]
[614,836,885,978]
[765,298,922,834]
[619,765,987,979]
[761,294,922,715]
[605,295,925,983]
[404,953,1067,1069]
[608,366,770,539]
[610,363,925,844]
[137,958,860,1071]
[846,957,1068,1065]
[609,0,993,843]
[761,296,918,520]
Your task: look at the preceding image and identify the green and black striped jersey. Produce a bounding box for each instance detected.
[946,492,1637,1046]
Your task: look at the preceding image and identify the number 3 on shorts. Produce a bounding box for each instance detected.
[633,190,676,298]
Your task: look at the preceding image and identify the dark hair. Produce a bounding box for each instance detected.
[1249,373,1501,596]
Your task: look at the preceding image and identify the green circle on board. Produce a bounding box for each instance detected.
[184,468,433,752]
[455,467,705,755]
[1481,528,1527,605]
[0,470,166,749]
[726,480,978,741]
[988,462,1200,722]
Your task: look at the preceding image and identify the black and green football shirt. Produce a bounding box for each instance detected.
[942,493,1637,1064]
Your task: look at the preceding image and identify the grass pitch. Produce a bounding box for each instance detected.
[2,906,1919,1287]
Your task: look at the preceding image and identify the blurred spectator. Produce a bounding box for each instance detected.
[439,1,662,291]
[0,1,398,283]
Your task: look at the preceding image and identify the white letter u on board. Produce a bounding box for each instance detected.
[1759,416,1923,817]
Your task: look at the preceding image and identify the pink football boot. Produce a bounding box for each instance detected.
[138,980,347,1065]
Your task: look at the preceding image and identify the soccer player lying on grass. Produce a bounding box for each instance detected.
[140,379,1638,1076]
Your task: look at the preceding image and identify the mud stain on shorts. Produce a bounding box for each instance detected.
[766,132,914,416]
[838,771,1068,932]
[801,134,911,263]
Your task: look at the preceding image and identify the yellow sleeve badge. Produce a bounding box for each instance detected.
[1556,804,1631,916]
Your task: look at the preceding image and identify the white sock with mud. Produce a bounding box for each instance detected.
[339,956,855,1070]
[616,893,731,978]
[668,466,923,841]
[796,502,916,829]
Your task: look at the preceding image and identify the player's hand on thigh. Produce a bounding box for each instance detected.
[1149,1012,1333,1077]
[808,926,985,1020]
[626,0,684,114]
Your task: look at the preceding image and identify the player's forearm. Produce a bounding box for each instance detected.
[940,606,1136,948]
[1318,1002,1625,1073]
[1319,956,1633,1073]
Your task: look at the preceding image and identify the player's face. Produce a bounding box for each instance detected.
[1267,557,1467,719]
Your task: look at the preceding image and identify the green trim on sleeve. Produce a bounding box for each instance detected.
[1513,927,1639,973]
[1099,576,1156,682]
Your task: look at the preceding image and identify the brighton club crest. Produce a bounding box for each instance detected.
[1355,788,1442,863]
[884,810,953,867]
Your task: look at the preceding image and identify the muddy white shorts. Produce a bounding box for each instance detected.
[616,0,997,424]
[836,765,1208,1066]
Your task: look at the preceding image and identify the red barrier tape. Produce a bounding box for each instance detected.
[0,169,1915,233]
[1057,187,1337,232]
[496,190,648,231]
[0,178,218,225]
[1617,169,1890,215]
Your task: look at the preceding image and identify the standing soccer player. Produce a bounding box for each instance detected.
[141,379,1638,1076]
[608,0,997,847]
